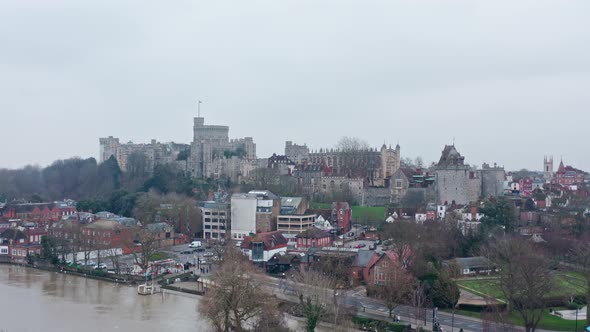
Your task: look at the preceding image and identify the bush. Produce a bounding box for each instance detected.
[352,316,411,332]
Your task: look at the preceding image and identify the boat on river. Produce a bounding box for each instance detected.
[137,283,160,295]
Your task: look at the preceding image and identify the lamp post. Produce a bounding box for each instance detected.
[575,305,578,332]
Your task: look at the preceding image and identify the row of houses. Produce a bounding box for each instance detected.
[237,228,407,287]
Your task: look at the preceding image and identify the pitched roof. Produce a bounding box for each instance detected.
[241,231,287,250]
[147,222,171,233]
[452,256,490,270]
[84,219,123,230]
[399,167,417,179]
[295,227,329,239]
[557,160,566,173]
[352,250,375,268]
[437,145,465,167]
[366,250,406,271]
[0,228,26,241]
[266,252,301,265]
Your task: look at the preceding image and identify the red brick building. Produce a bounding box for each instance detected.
[332,202,352,232]
[518,178,534,196]
[553,160,586,186]
[364,250,411,286]
[295,227,332,249]
[0,228,45,263]
[2,202,77,227]
[82,219,133,249]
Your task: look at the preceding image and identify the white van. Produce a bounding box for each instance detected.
[189,241,202,248]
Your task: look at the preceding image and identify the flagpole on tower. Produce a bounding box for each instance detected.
[198,100,202,117]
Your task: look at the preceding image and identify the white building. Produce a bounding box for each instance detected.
[230,194,258,240]
[199,201,229,240]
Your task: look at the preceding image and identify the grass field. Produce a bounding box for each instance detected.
[309,202,387,222]
[448,308,588,331]
[457,273,588,301]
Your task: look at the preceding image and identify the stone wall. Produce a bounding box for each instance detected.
[363,187,392,206]
[435,168,481,205]
[481,167,506,198]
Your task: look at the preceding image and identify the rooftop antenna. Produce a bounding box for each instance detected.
[198,100,202,117]
[452,137,455,146]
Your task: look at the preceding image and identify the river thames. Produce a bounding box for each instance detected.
[0,265,209,331]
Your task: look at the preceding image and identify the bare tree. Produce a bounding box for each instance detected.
[369,263,414,318]
[481,296,516,332]
[569,238,590,325]
[335,136,370,152]
[252,300,291,332]
[382,221,418,268]
[105,247,124,275]
[490,237,554,332]
[201,248,272,332]
[290,269,340,332]
[128,228,160,275]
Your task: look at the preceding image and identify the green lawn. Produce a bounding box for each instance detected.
[457,279,505,300]
[457,273,588,302]
[448,308,588,331]
[308,203,387,222]
[352,206,386,221]
[148,252,172,261]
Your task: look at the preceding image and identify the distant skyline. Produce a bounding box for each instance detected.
[1,1,589,171]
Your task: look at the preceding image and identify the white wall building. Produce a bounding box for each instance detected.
[230,194,258,240]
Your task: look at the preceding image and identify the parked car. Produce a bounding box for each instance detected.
[203,252,215,257]
[83,260,96,267]
[193,247,205,252]
[94,263,107,270]
[235,241,242,247]
[180,249,193,254]
[354,243,366,249]
[348,232,355,237]
[368,244,377,250]
[375,239,382,245]
[189,241,202,248]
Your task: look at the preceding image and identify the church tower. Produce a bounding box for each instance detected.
[543,156,554,181]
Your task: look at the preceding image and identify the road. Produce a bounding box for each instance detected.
[258,275,545,332]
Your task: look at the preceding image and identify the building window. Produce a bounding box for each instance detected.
[252,242,264,262]
[0,248,7,255]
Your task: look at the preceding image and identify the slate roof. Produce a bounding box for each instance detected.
[266,252,301,265]
[452,256,491,270]
[84,219,123,230]
[241,231,287,250]
[352,250,375,268]
[295,227,329,239]
[0,228,26,241]
[147,222,171,233]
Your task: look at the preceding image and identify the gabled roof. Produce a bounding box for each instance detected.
[0,228,26,241]
[397,167,417,179]
[266,252,301,265]
[295,227,329,239]
[366,250,407,271]
[241,231,287,250]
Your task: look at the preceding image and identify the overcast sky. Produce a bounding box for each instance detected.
[1,1,589,171]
